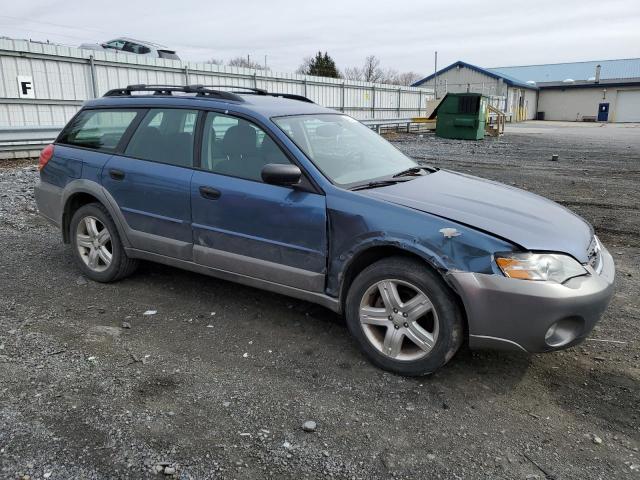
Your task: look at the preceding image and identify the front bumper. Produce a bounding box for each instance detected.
[448,247,615,353]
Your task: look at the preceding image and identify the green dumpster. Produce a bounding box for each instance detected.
[434,93,487,140]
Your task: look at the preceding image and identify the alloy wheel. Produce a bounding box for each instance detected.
[76,216,112,272]
[359,279,439,361]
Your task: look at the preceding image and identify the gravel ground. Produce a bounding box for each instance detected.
[0,121,638,479]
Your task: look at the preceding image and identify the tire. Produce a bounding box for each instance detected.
[345,256,463,376]
[69,202,138,282]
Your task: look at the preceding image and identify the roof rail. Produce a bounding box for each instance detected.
[199,85,314,103]
[202,85,269,95]
[102,84,314,104]
[267,93,314,103]
[103,84,243,102]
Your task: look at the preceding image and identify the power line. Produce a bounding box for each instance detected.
[0,23,92,42]
[0,14,112,36]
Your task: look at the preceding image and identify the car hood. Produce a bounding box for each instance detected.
[361,170,593,262]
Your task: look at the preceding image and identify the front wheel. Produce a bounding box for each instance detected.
[69,203,138,282]
[345,257,463,376]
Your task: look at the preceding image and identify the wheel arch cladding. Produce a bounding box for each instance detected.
[61,180,129,247]
[337,244,446,306]
[63,191,102,243]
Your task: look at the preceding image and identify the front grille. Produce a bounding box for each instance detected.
[587,236,603,274]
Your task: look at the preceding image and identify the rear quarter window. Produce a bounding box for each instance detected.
[58,109,139,152]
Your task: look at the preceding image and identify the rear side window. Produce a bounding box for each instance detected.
[158,50,179,60]
[58,109,138,151]
[124,108,197,168]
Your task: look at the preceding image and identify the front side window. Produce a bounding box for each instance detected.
[273,114,416,186]
[125,108,197,167]
[123,42,151,54]
[201,112,291,182]
[58,109,138,151]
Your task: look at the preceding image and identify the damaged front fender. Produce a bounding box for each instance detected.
[325,190,516,298]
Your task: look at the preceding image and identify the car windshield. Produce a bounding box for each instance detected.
[273,114,417,186]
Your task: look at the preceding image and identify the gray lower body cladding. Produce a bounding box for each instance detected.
[34,181,63,227]
[448,248,616,353]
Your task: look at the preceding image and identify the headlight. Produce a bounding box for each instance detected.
[495,252,588,283]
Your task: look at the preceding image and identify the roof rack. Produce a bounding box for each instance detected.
[202,85,269,95]
[103,84,314,104]
[267,93,314,103]
[103,84,243,102]
[200,85,314,103]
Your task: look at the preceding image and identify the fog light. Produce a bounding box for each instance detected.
[545,317,583,348]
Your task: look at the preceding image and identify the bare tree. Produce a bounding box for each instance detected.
[296,56,313,75]
[393,71,422,86]
[362,55,383,83]
[343,55,422,85]
[228,56,268,70]
[205,58,223,65]
[342,66,363,81]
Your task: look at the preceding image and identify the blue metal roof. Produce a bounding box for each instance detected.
[412,61,537,89]
[489,58,640,83]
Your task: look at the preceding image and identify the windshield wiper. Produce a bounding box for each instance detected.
[350,179,409,191]
[392,166,430,178]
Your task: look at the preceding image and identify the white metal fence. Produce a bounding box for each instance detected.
[0,38,433,157]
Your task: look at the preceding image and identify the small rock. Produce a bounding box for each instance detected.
[592,434,603,445]
[163,466,176,475]
[242,352,248,358]
[282,441,293,450]
[121,321,131,329]
[222,401,231,407]
[143,310,157,316]
[76,276,87,286]
[322,450,330,457]
[43,473,52,479]
[302,420,317,432]
[426,453,436,461]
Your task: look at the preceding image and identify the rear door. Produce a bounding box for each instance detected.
[191,111,327,292]
[101,108,199,260]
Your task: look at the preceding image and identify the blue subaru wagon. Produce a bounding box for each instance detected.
[35,84,615,375]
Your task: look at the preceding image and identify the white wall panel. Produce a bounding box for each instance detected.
[0,38,433,129]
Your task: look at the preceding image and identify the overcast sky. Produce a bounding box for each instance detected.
[2,0,639,76]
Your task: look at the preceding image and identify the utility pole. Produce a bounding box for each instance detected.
[434,51,438,99]
[264,55,267,70]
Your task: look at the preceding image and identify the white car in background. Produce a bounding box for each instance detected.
[80,37,180,60]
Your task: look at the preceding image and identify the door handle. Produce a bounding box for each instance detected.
[199,186,221,200]
[109,169,125,181]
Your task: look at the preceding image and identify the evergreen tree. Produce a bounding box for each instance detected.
[298,51,340,78]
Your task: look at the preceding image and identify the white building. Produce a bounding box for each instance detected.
[413,58,640,123]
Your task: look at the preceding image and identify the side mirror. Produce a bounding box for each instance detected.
[261,164,302,187]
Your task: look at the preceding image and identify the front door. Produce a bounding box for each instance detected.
[597,103,609,122]
[190,111,327,292]
[102,108,198,260]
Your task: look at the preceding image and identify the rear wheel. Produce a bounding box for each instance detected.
[345,257,463,376]
[70,203,138,282]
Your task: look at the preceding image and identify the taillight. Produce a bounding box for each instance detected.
[38,144,55,171]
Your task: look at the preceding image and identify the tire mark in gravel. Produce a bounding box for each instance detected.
[557,200,640,211]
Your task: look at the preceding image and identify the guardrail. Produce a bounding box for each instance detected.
[361,118,436,134]
[0,127,59,157]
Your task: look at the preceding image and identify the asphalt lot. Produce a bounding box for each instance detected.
[0,121,638,479]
